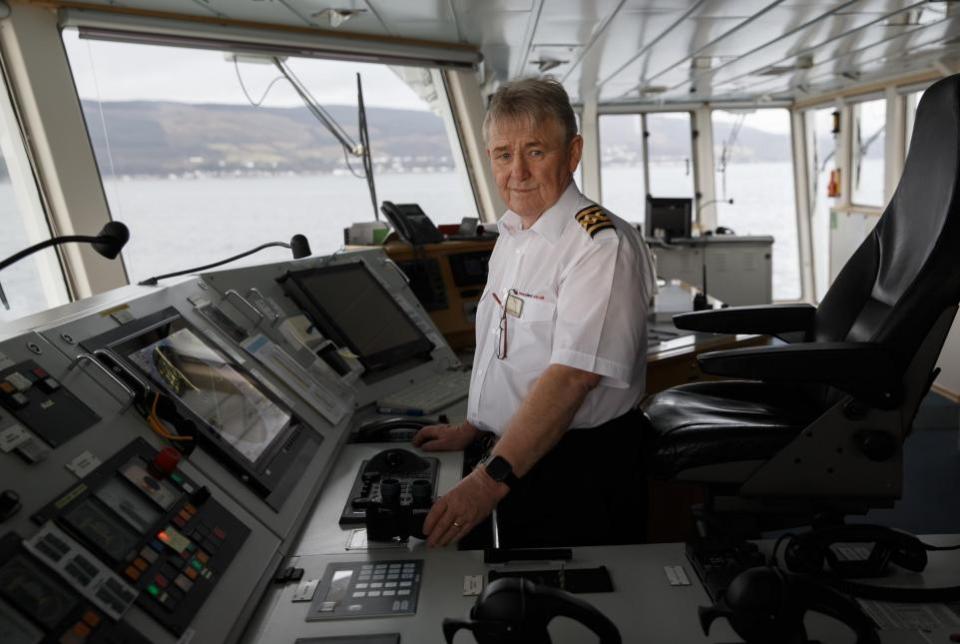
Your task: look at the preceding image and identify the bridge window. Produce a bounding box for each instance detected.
[61,29,479,284]
[599,111,693,224]
[713,109,799,301]
[599,114,646,221]
[805,106,840,301]
[0,67,70,321]
[850,97,886,208]
[645,112,695,199]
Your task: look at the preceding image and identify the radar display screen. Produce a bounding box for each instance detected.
[0,555,77,630]
[95,475,163,535]
[120,321,293,465]
[62,497,140,565]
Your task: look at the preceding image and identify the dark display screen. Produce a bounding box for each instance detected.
[448,251,490,288]
[95,475,163,536]
[282,263,434,375]
[62,497,141,564]
[115,318,292,465]
[0,555,77,630]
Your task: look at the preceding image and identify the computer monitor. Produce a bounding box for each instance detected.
[280,262,434,376]
[645,196,692,240]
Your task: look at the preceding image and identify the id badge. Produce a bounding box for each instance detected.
[505,293,524,318]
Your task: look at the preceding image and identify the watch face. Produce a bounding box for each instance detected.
[486,456,512,482]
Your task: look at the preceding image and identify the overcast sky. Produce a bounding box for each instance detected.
[62,28,432,111]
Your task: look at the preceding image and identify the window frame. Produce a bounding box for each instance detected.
[58,27,483,281]
[0,50,72,318]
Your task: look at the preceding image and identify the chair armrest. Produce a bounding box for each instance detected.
[673,304,816,337]
[698,342,901,408]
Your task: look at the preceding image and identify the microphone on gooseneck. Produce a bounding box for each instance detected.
[0,220,131,310]
[91,221,131,259]
[290,234,312,259]
[138,233,313,286]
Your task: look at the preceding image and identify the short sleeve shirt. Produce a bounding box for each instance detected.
[466,182,655,436]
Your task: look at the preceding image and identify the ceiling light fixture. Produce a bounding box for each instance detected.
[530,58,567,73]
[312,8,367,28]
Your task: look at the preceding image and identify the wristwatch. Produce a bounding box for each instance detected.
[481,454,520,489]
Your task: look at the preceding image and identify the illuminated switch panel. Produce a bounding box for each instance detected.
[31,438,251,636]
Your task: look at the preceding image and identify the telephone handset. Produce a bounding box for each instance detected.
[380,201,445,245]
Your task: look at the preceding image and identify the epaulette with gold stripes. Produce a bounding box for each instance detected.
[574,204,615,238]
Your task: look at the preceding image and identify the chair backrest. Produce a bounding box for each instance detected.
[815,75,960,377]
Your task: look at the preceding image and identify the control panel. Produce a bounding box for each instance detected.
[0,531,151,643]
[0,360,99,453]
[80,307,322,510]
[31,438,250,636]
[340,449,438,529]
[199,248,462,409]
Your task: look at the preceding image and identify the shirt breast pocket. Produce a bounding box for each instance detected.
[505,297,556,373]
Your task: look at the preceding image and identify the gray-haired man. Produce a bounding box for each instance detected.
[414,77,655,548]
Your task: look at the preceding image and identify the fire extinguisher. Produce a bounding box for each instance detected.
[827,168,841,198]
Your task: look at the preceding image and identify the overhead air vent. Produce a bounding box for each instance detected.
[758,55,813,76]
[311,8,367,28]
[530,58,567,73]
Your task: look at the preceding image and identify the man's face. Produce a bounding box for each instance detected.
[486,116,583,223]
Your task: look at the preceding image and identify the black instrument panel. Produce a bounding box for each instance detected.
[30,438,250,636]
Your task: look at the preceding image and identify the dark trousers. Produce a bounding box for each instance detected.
[490,409,647,548]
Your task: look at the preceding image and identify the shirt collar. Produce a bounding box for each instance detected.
[496,182,583,243]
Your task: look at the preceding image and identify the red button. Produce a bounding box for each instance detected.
[155,574,168,588]
[150,448,181,479]
[32,367,48,378]
[212,527,225,540]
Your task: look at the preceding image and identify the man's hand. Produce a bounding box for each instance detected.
[422,468,508,547]
[412,421,478,452]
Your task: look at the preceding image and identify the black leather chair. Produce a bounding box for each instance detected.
[642,74,960,533]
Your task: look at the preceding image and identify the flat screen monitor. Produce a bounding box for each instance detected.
[113,318,294,466]
[281,262,434,376]
[645,196,692,240]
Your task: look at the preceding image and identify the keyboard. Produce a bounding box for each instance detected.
[378,370,471,414]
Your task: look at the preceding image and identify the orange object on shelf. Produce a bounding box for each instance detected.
[827,168,841,197]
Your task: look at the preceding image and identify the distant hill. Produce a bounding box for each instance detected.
[600,114,794,164]
[70,100,846,177]
[80,100,455,176]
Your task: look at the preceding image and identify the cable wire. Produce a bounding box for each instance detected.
[233,58,286,107]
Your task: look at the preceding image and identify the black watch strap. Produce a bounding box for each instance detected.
[484,455,520,489]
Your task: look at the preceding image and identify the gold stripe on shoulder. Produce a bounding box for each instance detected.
[585,221,615,238]
[575,203,615,238]
[575,205,602,222]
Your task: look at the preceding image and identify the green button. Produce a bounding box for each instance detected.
[170,473,183,484]
[191,560,203,571]
[147,584,159,597]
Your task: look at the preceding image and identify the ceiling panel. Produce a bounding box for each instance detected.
[51,0,960,104]
[452,0,534,82]
[366,0,462,41]
[283,0,390,35]
[645,2,928,101]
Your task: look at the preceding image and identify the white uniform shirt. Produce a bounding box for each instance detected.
[466,182,655,436]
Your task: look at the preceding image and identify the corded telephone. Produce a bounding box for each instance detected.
[380,201,445,245]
